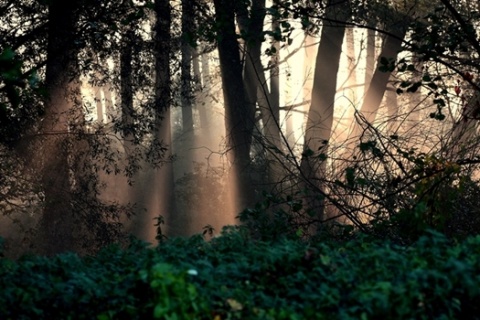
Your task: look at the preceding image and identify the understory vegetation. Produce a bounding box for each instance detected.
[1,227,480,319]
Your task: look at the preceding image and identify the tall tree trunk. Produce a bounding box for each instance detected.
[181,0,194,137]
[364,27,376,97]
[447,91,480,158]
[94,85,104,123]
[303,32,317,127]
[345,27,358,102]
[350,25,407,140]
[237,0,282,191]
[120,28,135,153]
[284,71,296,148]
[265,9,282,182]
[385,81,398,134]
[151,0,177,238]
[177,0,195,177]
[103,82,114,119]
[213,0,255,214]
[300,0,349,220]
[130,0,177,241]
[336,27,358,146]
[40,0,81,255]
[198,49,211,129]
[117,25,137,238]
[235,0,266,124]
[268,36,281,147]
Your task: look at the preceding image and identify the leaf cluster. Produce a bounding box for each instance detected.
[1,229,480,319]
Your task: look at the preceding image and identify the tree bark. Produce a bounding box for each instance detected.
[364,28,376,97]
[300,0,349,220]
[40,0,82,255]
[152,0,177,238]
[120,28,135,153]
[181,0,194,136]
[213,0,255,214]
[198,48,211,129]
[350,25,407,140]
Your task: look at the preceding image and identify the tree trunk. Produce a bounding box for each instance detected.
[198,49,211,129]
[300,0,349,220]
[213,0,255,214]
[177,0,195,177]
[152,0,177,238]
[385,81,398,134]
[336,27,358,145]
[237,0,283,191]
[364,27,376,97]
[350,25,407,140]
[262,12,283,193]
[181,0,194,137]
[120,28,135,153]
[345,27,358,102]
[40,0,81,255]
[303,32,317,126]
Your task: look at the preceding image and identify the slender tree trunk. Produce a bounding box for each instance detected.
[177,0,195,176]
[120,28,135,153]
[213,0,255,214]
[385,81,398,134]
[103,82,114,119]
[345,27,358,102]
[300,0,349,220]
[130,0,177,241]
[263,11,283,192]
[151,0,177,238]
[336,27,358,146]
[198,49,211,129]
[117,25,138,238]
[236,0,265,122]
[181,0,194,136]
[350,25,407,140]
[303,32,317,126]
[237,0,283,191]
[284,71,296,148]
[94,85,104,123]
[448,91,480,158]
[267,10,281,142]
[364,27,376,97]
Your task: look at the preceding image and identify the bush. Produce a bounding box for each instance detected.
[0,229,480,319]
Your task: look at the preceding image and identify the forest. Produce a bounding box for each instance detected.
[1,0,480,257]
[2,0,480,318]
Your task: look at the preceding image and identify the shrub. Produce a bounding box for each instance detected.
[0,229,480,319]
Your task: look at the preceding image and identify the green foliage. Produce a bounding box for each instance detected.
[237,191,320,241]
[140,262,210,319]
[1,229,480,319]
[0,47,43,147]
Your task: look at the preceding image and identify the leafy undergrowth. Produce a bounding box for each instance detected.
[1,227,480,319]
